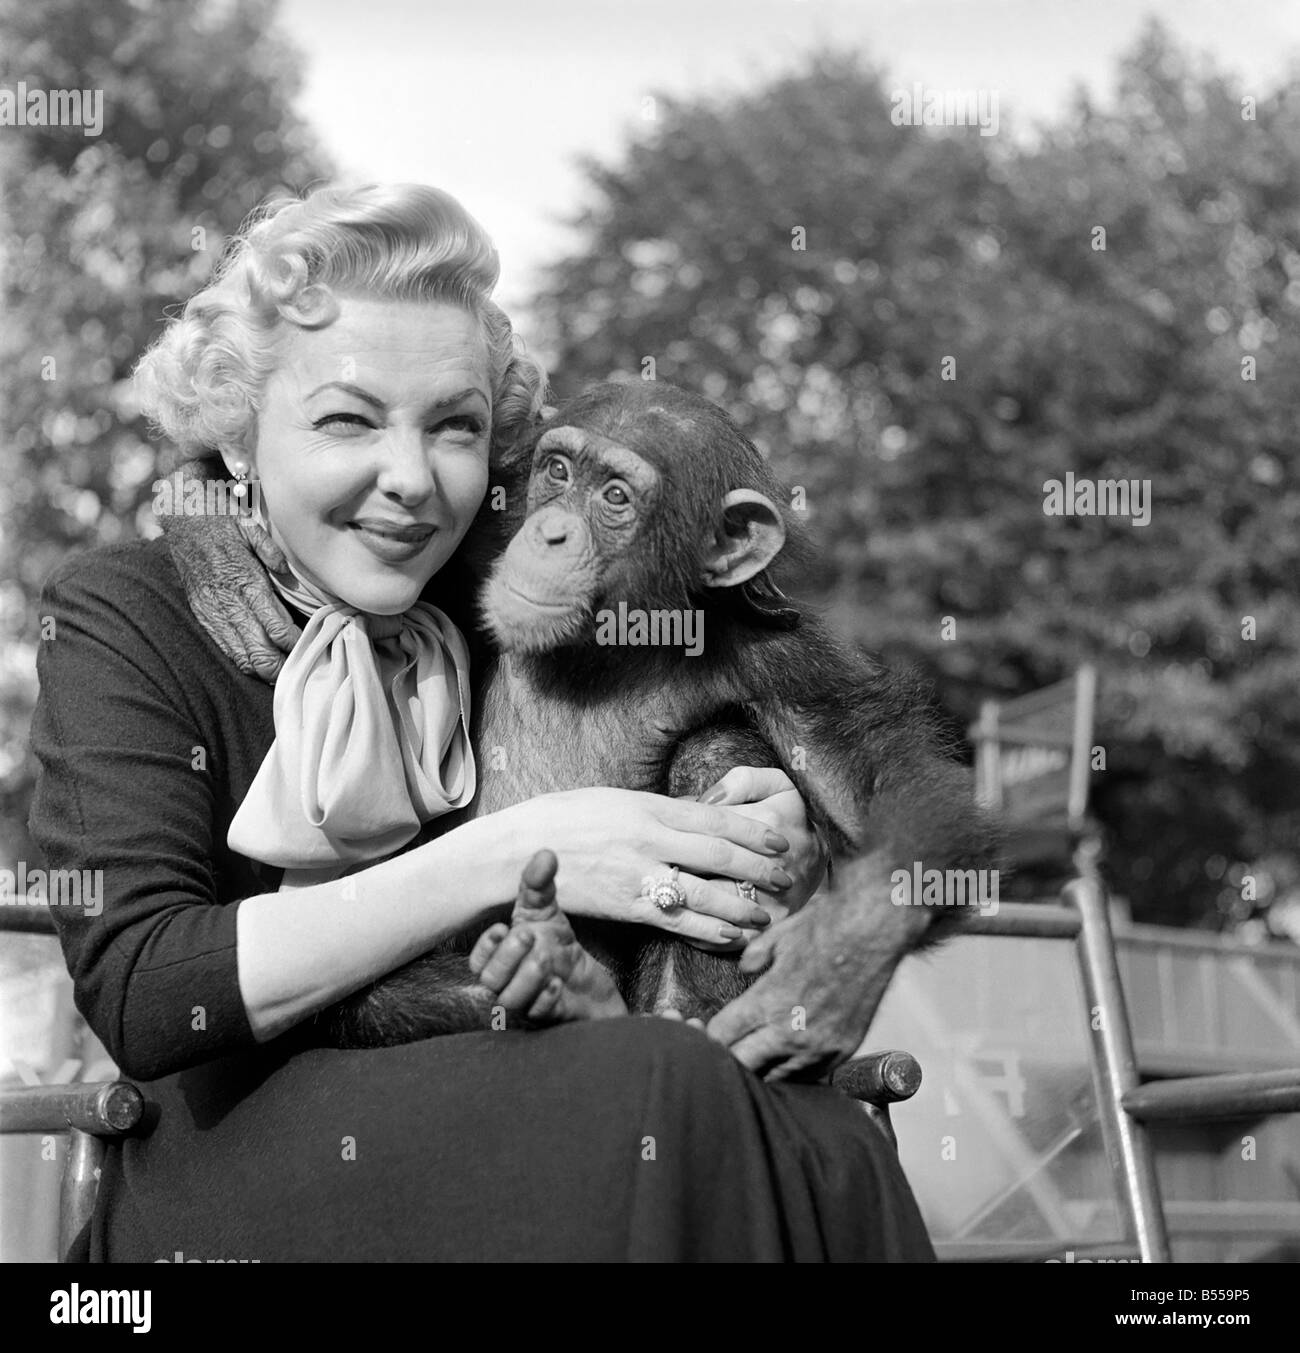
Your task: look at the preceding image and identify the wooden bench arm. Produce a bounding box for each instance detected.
[832,1050,922,1106]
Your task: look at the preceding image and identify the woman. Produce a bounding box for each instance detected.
[29,183,935,1261]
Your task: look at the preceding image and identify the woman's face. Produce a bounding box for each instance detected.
[238,295,493,614]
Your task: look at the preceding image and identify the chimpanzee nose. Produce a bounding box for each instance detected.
[537,511,570,545]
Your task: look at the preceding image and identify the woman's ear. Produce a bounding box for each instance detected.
[701,490,787,588]
[217,445,252,481]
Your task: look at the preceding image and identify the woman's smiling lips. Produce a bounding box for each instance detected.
[347,517,438,563]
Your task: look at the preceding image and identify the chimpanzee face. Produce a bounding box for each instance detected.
[479,423,667,653]
[527,424,662,535]
[478,383,790,656]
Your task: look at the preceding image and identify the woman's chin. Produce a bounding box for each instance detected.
[315,568,431,616]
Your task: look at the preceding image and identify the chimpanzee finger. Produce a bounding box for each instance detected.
[703,992,766,1050]
[722,1026,800,1078]
[192,597,263,679]
[738,927,779,975]
[467,922,510,976]
[476,926,538,993]
[245,637,290,685]
[237,513,287,576]
[526,976,565,1022]
[240,579,301,659]
[495,951,559,1013]
[761,1046,843,1083]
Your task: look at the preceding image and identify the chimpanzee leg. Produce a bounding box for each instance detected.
[316,850,626,1049]
[312,937,500,1049]
[625,719,782,1019]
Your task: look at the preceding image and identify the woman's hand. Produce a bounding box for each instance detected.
[493,787,792,948]
[693,767,828,925]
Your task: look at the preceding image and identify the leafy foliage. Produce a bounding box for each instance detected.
[530,26,1300,932]
[0,0,330,862]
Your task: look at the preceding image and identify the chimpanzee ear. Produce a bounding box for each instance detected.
[701,490,786,588]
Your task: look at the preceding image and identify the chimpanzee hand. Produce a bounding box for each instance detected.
[468,849,628,1023]
[159,470,299,681]
[705,885,919,1081]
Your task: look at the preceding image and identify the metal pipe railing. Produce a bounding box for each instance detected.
[1123,1070,1300,1122]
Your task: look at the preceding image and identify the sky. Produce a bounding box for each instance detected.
[279,0,1300,315]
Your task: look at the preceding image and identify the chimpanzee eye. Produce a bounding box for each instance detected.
[603,483,631,506]
[546,456,570,482]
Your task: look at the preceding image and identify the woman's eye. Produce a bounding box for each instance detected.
[436,414,486,436]
[604,483,631,506]
[312,412,373,433]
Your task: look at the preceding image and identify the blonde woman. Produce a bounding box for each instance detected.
[30,183,933,1261]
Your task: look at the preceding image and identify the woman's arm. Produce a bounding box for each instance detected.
[237,785,795,1042]
[32,544,804,1072]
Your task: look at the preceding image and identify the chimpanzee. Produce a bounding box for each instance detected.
[318,381,993,1047]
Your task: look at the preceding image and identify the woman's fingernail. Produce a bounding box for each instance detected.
[719,924,744,940]
[750,909,772,926]
[763,831,790,853]
[701,785,726,805]
[770,868,795,892]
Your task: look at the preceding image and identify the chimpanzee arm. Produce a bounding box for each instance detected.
[314,947,501,1047]
[745,619,997,945]
[707,626,1000,1077]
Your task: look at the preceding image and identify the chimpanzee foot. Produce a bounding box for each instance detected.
[468,849,628,1024]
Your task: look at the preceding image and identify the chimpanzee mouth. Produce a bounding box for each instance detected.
[497,584,574,613]
[480,571,589,649]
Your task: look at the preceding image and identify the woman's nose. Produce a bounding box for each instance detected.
[374,428,437,504]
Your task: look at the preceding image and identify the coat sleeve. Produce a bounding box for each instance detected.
[28,548,257,1080]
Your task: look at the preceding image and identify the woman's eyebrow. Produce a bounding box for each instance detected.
[305,381,385,409]
[303,383,487,415]
[423,387,489,414]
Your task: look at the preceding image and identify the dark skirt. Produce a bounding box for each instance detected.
[89,1017,934,1263]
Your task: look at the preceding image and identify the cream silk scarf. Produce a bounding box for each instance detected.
[227,564,476,883]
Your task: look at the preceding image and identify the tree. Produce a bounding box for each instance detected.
[530,27,1300,932]
[0,0,330,864]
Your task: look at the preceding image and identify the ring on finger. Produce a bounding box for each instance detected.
[736,881,758,905]
[641,867,687,912]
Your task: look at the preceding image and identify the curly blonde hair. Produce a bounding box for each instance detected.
[134,183,548,463]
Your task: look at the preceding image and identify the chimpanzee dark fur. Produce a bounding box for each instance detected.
[316,382,996,1048]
